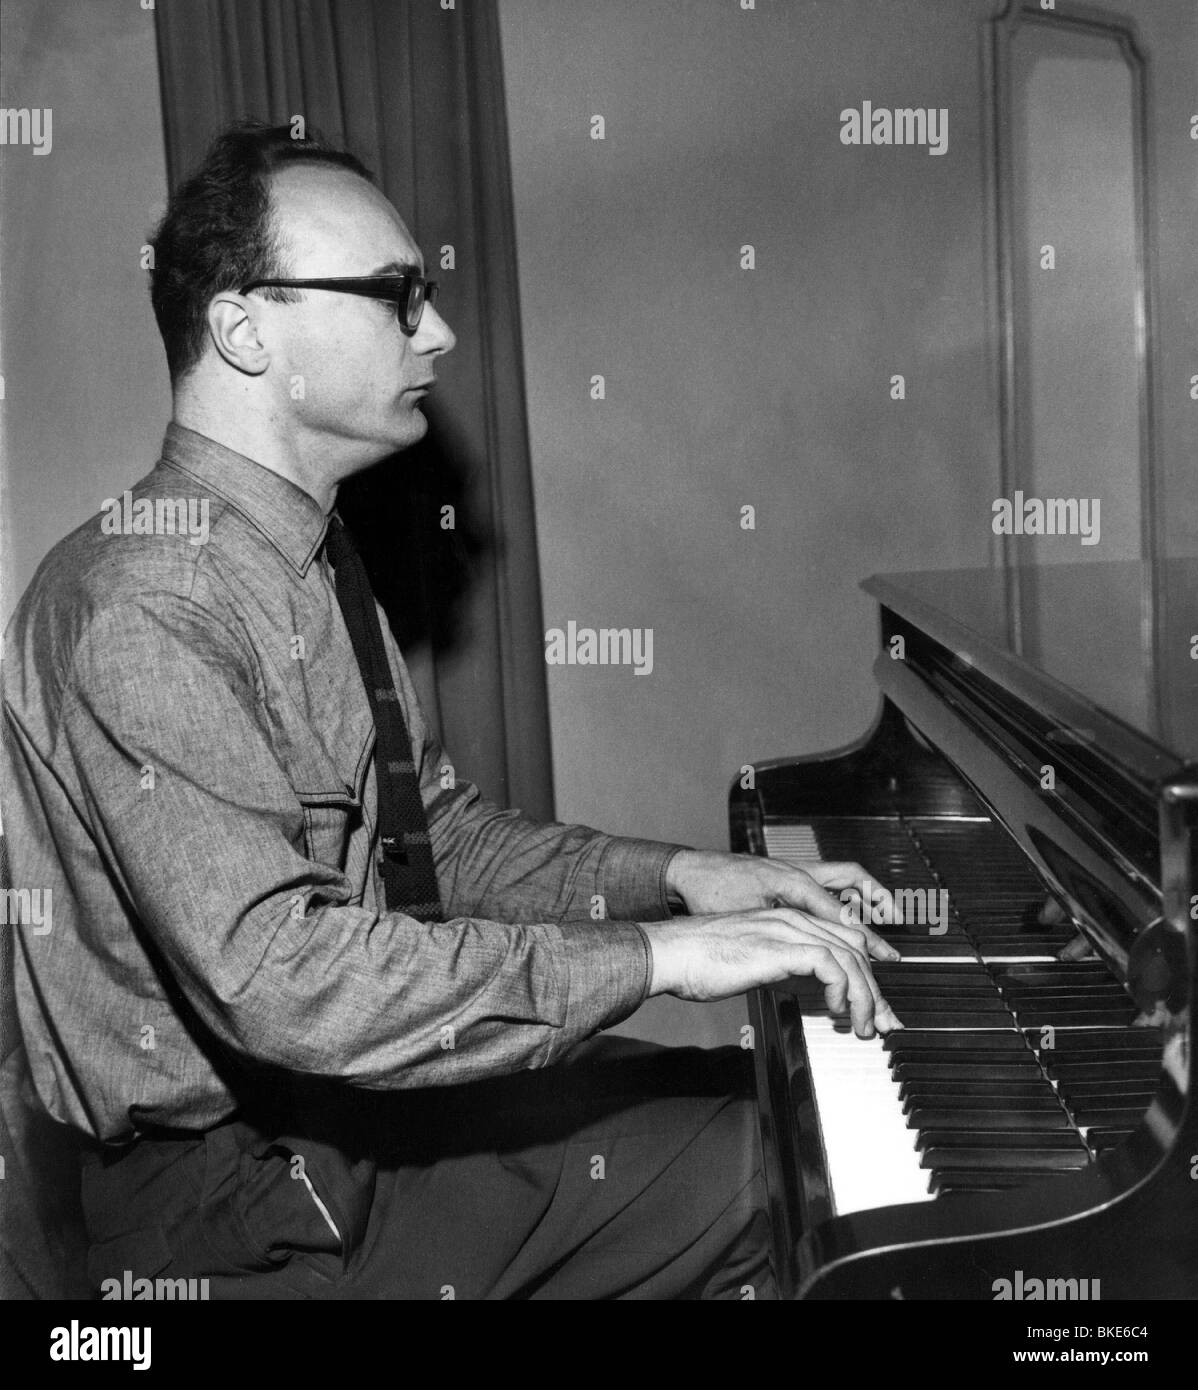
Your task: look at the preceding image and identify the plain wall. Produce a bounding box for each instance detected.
[0,0,170,631]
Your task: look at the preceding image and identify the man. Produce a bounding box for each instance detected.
[0,123,899,1300]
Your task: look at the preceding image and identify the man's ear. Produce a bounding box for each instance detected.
[207,292,270,376]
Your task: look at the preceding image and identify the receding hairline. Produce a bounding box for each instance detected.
[264,162,423,273]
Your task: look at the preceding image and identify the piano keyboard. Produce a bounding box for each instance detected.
[763,815,1158,1216]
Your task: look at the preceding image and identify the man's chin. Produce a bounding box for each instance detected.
[385,403,429,452]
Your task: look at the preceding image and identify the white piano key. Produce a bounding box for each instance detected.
[762,823,822,865]
[801,1010,935,1216]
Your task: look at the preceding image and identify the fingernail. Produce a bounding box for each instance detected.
[885,945,902,961]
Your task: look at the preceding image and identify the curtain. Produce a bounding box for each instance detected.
[154,0,553,819]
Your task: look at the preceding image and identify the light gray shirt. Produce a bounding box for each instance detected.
[0,424,679,1143]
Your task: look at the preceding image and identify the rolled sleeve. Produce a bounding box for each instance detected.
[550,919,652,1061]
[592,836,684,923]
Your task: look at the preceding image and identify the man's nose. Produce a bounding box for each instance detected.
[415,304,455,355]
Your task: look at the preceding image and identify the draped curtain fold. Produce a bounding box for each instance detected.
[154,0,553,818]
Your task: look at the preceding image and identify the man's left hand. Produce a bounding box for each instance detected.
[665,849,902,962]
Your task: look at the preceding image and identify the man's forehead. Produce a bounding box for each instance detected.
[268,163,424,274]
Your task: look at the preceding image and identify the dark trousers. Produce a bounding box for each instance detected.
[80,1039,776,1300]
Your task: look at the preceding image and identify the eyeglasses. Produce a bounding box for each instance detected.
[238,274,439,336]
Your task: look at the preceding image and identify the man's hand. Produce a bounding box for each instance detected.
[1039,895,1097,961]
[640,908,903,1038]
[648,850,907,1038]
[666,848,903,945]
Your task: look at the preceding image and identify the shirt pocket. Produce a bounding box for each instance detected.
[292,744,369,872]
[297,798,360,871]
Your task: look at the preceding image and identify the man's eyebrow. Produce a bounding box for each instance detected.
[371,259,425,276]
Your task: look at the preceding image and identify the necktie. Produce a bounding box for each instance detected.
[324,515,442,922]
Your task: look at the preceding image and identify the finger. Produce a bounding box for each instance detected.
[768,879,846,929]
[819,942,890,1038]
[779,916,902,1034]
[1039,896,1069,926]
[809,861,904,930]
[774,910,891,980]
[1058,931,1096,962]
[796,943,877,1036]
[825,890,901,959]
[859,918,901,962]
[799,944,849,1016]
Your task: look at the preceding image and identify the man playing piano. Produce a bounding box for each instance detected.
[0,123,900,1300]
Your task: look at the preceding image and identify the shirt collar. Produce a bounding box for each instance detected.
[158,422,330,575]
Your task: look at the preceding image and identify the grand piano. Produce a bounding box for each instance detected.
[730,562,1198,1299]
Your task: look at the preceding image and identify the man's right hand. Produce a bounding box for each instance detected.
[639,909,902,1038]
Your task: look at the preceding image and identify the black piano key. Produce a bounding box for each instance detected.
[979,939,1074,957]
[890,1051,1041,1071]
[1037,1048,1163,1067]
[902,1090,1061,1112]
[894,1061,1038,1082]
[1015,1008,1139,1028]
[997,971,1117,988]
[916,1129,1082,1150]
[882,994,1011,1013]
[1058,1080,1157,1100]
[876,938,978,958]
[873,964,991,978]
[883,978,1003,992]
[875,979,993,994]
[1074,1106,1151,1127]
[920,1149,1089,1172]
[885,1030,1027,1053]
[1026,1029,1162,1052]
[929,1170,1080,1194]
[888,1012,1017,1029]
[1004,987,1132,1004]
[1046,1059,1161,1083]
[907,1107,1072,1131]
[1087,1129,1137,1152]
[900,1079,1054,1101]
[1006,993,1135,1010]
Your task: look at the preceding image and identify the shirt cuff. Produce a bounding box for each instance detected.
[596,837,690,923]
[546,919,652,1061]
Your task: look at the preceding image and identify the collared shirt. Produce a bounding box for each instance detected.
[0,424,679,1144]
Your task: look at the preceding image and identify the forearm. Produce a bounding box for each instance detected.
[173,892,652,1087]
[427,778,684,925]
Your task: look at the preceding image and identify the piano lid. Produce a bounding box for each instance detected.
[863,560,1198,784]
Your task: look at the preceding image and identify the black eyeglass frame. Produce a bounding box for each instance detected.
[238,274,439,336]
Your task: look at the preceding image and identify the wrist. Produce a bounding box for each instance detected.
[639,920,677,996]
[664,848,698,900]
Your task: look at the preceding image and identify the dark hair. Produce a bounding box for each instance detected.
[148,121,376,382]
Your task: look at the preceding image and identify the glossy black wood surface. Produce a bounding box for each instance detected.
[733,571,1197,1300]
